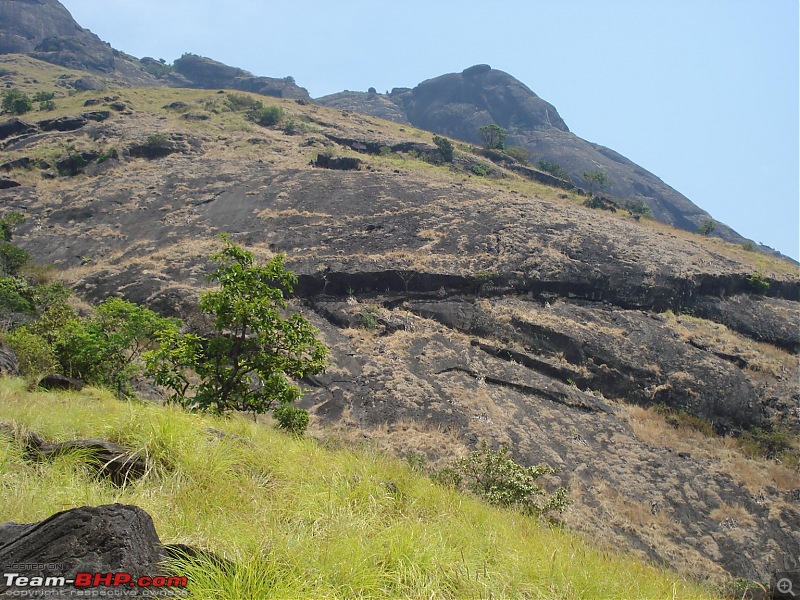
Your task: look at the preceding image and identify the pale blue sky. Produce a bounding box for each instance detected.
[60,0,799,260]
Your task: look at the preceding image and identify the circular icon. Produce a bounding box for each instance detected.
[778,578,796,596]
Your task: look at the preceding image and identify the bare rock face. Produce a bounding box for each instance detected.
[172,54,311,100]
[0,504,166,596]
[0,0,114,71]
[0,343,19,377]
[317,65,748,246]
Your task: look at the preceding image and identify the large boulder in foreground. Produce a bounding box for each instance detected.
[0,504,168,596]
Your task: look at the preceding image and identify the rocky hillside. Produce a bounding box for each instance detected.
[0,0,157,87]
[318,64,752,247]
[0,0,782,253]
[0,55,798,588]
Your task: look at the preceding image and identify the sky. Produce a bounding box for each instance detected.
[59,0,799,260]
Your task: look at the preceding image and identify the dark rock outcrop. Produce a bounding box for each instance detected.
[0,504,167,595]
[312,154,362,171]
[38,373,85,391]
[172,54,311,100]
[0,118,38,141]
[0,177,20,189]
[0,343,19,376]
[38,115,88,132]
[25,435,147,485]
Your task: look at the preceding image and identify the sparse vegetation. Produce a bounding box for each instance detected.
[537,160,572,182]
[504,145,531,165]
[746,271,770,293]
[582,170,608,196]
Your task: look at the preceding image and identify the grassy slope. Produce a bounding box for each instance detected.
[0,379,716,599]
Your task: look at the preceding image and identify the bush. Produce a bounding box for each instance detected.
[52,298,176,397]
[741,241,757,252]
[250,105,284,127]
[504,145,530,165]
[3,329,58,376]
[537,161,572,182]
[746,272,770,293]
[273,404,309,435]
[436,443,570,517]
[697,219,716,236]
[739,426,797,462]
[432,136,453,163]
[621,199,652,215]
[1,89,33,115]
[470,164,488,177]
[0,277,34,313]
[224,93,263,112]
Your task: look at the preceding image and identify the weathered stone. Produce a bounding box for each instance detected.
[0,504,165,595]
[0,117,38,141]
[0,177,20,189]
[0,343,19,376]
[38,115,88,132]
[38,373,84,391]
[0,156,31,171]
[26,436,147,486]
[81,110,111,122]
[312,154,362,170]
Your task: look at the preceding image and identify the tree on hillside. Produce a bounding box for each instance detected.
[582,170,608,197]
[0,212,29,276]
[698,219,716,236]
[479,124,506,150]
[46,298,177,397]
[146,238,329,429]
[1,89,33,115]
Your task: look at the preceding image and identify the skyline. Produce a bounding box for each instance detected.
[59,0,799,260]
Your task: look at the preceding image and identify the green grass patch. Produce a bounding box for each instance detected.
[0,379,716,598]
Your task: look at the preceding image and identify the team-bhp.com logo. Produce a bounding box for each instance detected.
[4,571,187,592]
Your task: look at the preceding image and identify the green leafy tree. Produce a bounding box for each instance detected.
[582,171,608,197]
[698,219,716,236]
[432,136,454,162]
[2,89,33,115]
[478,124,506,150]
[0,212,29,277]
[53,298,177,396]
[147,239,329,424]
